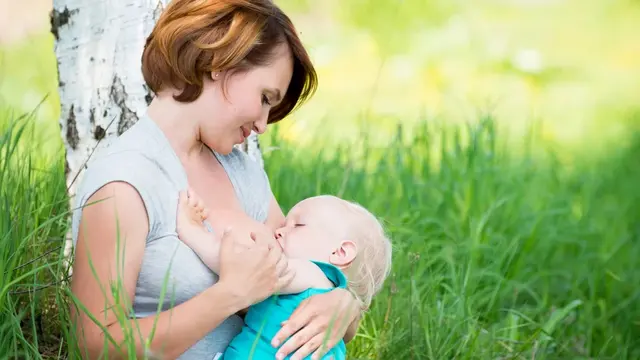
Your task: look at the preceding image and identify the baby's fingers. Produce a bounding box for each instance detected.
[194,197,205,213]
[201,208,210,221]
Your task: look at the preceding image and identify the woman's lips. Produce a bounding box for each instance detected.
[241,127,251,138]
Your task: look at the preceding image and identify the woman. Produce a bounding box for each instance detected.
[69,1,362,359]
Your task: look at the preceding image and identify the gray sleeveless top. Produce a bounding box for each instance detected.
[70,113,273,359]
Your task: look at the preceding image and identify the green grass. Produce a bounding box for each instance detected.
[1,104,639,358]
[266,117,640,359]
[0,106,69,359]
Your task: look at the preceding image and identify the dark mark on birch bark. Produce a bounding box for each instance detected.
[110,75,139,135]
[143,84,153,105]
[50,6,78,41]
[66,105,80,150]
[56,59,64,88]
[91,105,105,140]
[64,158,70,178]
[94,126,106,141]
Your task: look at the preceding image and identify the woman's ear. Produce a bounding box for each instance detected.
[329,240,357,269]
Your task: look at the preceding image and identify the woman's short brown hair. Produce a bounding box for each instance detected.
[141,0,317,124]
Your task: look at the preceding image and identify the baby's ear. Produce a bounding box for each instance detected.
[329,240,357,269]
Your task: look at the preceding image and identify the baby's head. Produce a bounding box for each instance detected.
[275,195,392,309]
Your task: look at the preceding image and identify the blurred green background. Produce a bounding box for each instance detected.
[2,0,639,155]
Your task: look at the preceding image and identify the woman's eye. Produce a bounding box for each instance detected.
[262,94,271,106]
[294,224,305,227]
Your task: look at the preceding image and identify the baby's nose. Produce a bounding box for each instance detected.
[273,230,285,248]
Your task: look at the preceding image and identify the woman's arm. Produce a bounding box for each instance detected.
[71,182,289,359]
[344,310,362,342]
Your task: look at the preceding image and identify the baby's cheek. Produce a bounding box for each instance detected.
[286,242,308,258]
[284,243,299,257]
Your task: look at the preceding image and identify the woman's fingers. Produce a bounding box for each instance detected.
[262,243,283,284]
[296,331,341,360]
[272,298,312,347]
[275,321,325,360]
[309,321,348,360]
[250,231,279,250]
[275,321,321,360]
[275,264,295,293]
[218,228,282,307]
[275,251,288,277]
[274,309,345,360]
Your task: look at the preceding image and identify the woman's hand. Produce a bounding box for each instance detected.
[217,227,294,308]
[271,288,361,360]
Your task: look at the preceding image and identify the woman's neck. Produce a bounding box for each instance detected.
[147,93,205,161]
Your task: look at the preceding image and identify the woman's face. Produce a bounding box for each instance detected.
[194,42,294,155]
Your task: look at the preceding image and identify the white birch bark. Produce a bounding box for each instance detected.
[51,0,264,260]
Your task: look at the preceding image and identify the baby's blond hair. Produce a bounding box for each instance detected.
[323,196,393,310]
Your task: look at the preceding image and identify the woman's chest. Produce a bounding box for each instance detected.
[179,151,271,229]
[184,160,244,213]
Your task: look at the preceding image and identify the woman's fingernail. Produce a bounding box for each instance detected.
[276,353,284,360]
[272,339,280,347]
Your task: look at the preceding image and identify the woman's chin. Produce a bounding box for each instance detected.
[238,132,247,146]
[203,140,234,155]
[217,145,235,155]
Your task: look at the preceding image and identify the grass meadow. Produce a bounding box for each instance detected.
[1,106,640,359]
[1,0,640,358]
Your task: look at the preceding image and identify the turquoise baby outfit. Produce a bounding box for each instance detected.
[223,261,348,360]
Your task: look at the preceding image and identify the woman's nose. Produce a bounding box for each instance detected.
[253,113,268,134]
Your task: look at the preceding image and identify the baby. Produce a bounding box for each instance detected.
[176,190,393,360]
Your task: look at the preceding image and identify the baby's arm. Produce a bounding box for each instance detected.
[177,190,334,294]
[281,259,334,294]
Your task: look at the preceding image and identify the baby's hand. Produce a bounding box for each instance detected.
[176,188,211,245]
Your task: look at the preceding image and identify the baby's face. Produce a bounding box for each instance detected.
[275,196,353,263]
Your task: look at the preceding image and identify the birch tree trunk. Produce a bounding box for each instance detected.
[51,0,264,259]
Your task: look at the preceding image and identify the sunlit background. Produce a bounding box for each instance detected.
[2,0,639,156]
